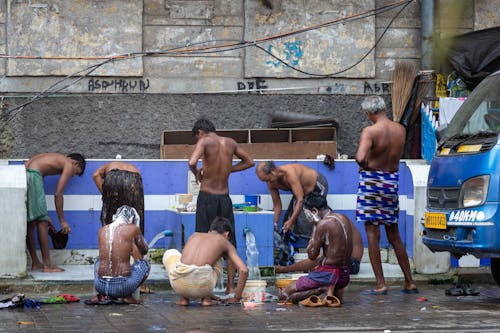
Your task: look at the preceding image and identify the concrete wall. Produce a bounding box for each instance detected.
[0,1,498,159]
[0,165,27,278]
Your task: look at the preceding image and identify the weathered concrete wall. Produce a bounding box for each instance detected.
[5,94,379,159]
[0,0,498,159]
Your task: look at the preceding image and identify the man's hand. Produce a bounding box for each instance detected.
[59,220,71,234]
[282,219,294,233]
[195,168,203,184]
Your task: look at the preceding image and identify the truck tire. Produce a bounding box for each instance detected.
[491,258,500,287]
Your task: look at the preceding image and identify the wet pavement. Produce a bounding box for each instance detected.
[1,268,500,333]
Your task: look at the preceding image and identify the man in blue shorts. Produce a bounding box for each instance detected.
[87,205,150,305]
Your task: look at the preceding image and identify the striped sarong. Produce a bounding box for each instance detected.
[356,170,399,225]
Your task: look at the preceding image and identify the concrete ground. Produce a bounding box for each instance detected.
[2,263,499,332]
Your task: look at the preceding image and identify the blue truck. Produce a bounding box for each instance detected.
[422,70,500,285]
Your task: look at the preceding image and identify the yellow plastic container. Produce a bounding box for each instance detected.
[242,280,267,303]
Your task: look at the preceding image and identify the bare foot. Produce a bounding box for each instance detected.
[201,297,215,306]
[43,266,65,272]
[176,297,189,306]
[122,296,141,304]
[31,264,42,271]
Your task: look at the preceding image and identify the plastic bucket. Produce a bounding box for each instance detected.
[293,253,309,263]
[242,280,267,303]
[276,279,296,300]
[244,194,260,207]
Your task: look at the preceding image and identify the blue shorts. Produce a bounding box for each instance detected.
[94,259,150,298]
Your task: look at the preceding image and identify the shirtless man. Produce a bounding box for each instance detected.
[275,216,363,275]
[281,194,353,304]
[163,217,248,306]
[25,152,86,272]
[89,205,150,305]
[93,161,150,293]
[255,161,328,236]
[188,118,254,293]
[93,161,144,234]
[355,95,418,295]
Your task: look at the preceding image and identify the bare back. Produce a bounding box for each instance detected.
[181,232,233,267]
[100,162,140,174]
[97,223,147,277]
[356,118,405,172]
[25,153,72,177]
[272,164,318,194]
[308,213,353,266]
[199,134,236,193]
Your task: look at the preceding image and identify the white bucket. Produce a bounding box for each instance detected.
[293,253,309,263]
[242,280,267,303]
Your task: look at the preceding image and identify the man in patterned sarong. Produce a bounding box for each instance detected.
[355,95,418,295]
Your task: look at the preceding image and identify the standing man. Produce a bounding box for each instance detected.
[25,152,86,272]
[163,217,248,306]
[188,118,254,294]
[92,161,144,234]
[88,205,150,305]
[281,194,353,305]
[355,95,418,295]
[256,161,328,265]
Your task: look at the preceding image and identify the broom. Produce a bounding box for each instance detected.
[391,61,419,122]
[409,70,436,126]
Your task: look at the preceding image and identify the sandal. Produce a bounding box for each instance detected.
[84,294,114,306]
[445,284,464,296]
[322,295,341,308]
[140,286,154,294]
[461,283,480,296]
[299,295,323,307]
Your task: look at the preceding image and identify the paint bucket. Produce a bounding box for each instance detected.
[242,280,267,303]
[244,194,260,207]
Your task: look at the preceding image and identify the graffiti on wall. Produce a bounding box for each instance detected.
[236,78,268,91]
[88,79,150,93]
[363,81,390,94]
[266,41,303,69]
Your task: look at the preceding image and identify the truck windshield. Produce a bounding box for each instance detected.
[441,72,500,144]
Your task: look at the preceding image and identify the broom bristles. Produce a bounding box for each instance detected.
[391,61,419,122]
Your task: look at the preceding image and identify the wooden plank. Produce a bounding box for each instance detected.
[161,142,336,159]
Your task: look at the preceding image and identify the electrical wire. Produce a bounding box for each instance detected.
[0,0,414,131]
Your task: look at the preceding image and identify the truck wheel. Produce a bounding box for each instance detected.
[491,258,500,287]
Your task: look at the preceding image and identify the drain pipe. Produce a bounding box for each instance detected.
[421,0,435,70]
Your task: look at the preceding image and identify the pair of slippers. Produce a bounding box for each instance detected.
[299,295,341,308]
[445,283,480,296]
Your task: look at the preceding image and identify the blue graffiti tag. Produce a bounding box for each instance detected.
[266,41,303,69]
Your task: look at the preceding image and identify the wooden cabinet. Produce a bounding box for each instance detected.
[160,127,336,159]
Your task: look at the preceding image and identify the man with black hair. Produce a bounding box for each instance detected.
[25,152,86,272]
[281,194,353,305]
[163,217,248,306]
[188,118,254,294]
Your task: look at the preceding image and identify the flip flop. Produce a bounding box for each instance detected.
[361,289,388,295]
[445,285,464,296]
[401,288,420,294]
[299,295,323,307]
[322,295,341,308]
[461,283,480,296]
[140,286,154,294]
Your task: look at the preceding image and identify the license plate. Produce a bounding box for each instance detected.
[424,212,447,229]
